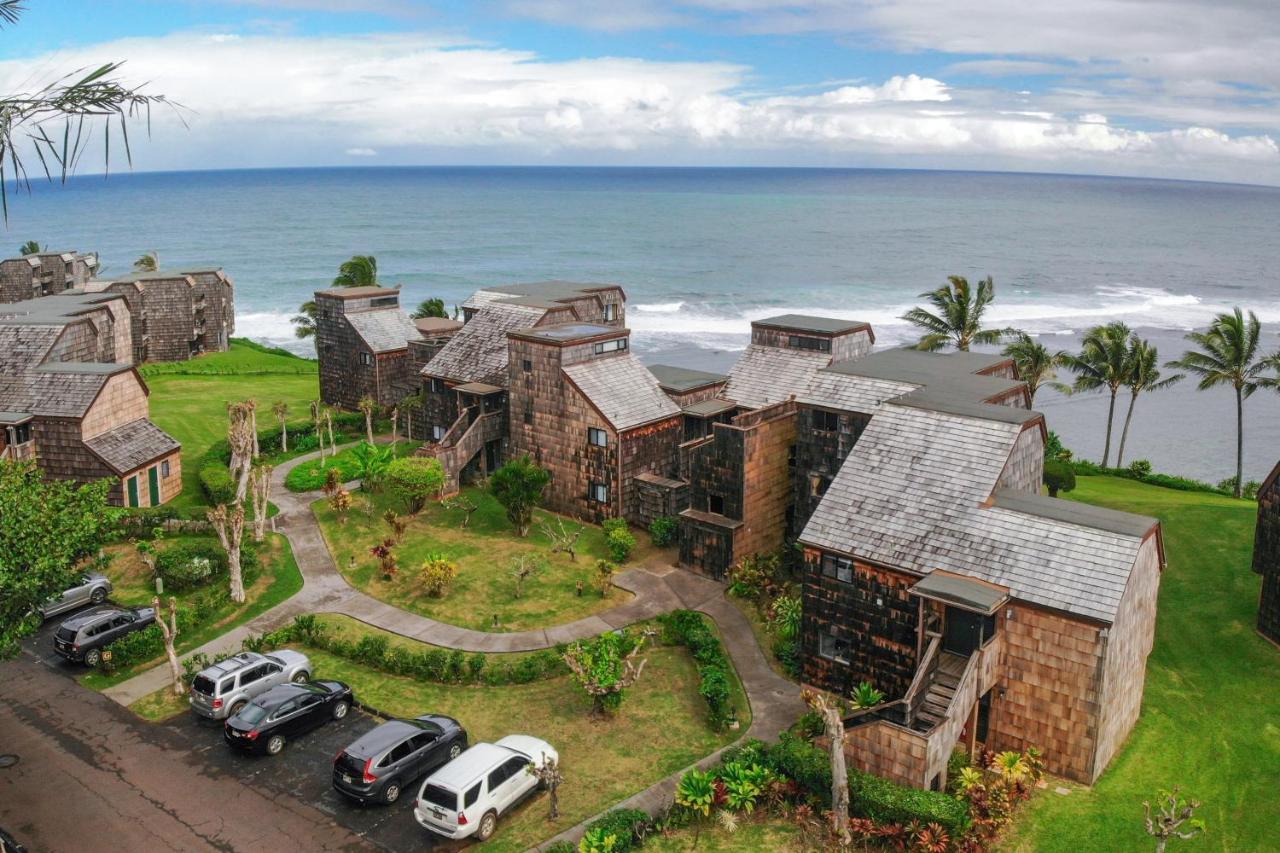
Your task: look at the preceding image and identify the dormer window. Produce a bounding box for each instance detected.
[370,296,398,308]
[603,303,618,322]
[788,334,831,353]
[593,337,627,355]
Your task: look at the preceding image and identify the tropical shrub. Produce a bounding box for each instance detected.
[1128,458,1153,478]
[578,827,621,853]
[769,593,802,640]
[385,456,446,514]
[417,553,459,597]
[562,629,649,716]
[648,515,677,547]
[658,610,737,727]
[719,762,774,814]
[675,768,717,818]
[488,455,551,536]
[155,542,225,591]
[727,551,782,600]
[581,808,650,852]
[605,526,636,563]
[1043,459,1076,497]
[848,768,968,835]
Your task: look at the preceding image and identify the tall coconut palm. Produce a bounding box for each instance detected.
[1002,332,1065,406]
[1115,337,1182,468]
[412,297,447,319]
[1058,322,1132,467]
[1166,308,1266,498]
[291,299,318,341]
[133,250,159,272]
[333,255,378,288]
[18,240,43,255]
[902,275,1008,351]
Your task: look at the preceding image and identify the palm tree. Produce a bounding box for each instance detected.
[1166,308,1266,498]
[1002,332,1065,406]
[1115,338,1182,467]
[133,251,158,272]
[1058,322,1132,467]
[18,240,43,255]
[412,297,447,319]
[333,255,378,288]
[291,299,318,341]
[902,275,1008,351]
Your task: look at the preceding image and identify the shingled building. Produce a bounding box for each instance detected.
[314,286,426,411]
[87,269,236,362]
[0,291,182,505]
[1253,463,1280,646]
[0,251,98,302]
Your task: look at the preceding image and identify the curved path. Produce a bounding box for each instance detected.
[103,443,805,846]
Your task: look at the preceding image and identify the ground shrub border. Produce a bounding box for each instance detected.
[657,610,737,729]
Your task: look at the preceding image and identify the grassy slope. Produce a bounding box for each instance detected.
[1000,476,1279,852]
[142,341,319,510]
[313,486,671,632]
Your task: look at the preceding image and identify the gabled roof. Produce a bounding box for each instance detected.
[564,354,681,431]
[346,308,420,354]
[424,301,547,385]
[800,402,1157,623]
[0,290,126,327]
[0,324,136,418]
[85,418,181,474]
[722,345,832,409]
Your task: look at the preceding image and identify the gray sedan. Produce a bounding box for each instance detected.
[39,573,113,619]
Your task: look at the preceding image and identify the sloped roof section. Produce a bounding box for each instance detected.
[564,354,681,431]
[722,345,832,409]
[647,364,728,393]
[85,418,181,474]
[425,302,547,385]
[346,309,420,354]
[800,402,1153,623]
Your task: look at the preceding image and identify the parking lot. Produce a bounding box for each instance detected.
[19,605,457,852]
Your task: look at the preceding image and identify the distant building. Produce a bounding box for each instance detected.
[0,291,181,506]
[314,286,426,411]
[1253,463,1280,645]
[87,268,236,362]
[0,251,98,302]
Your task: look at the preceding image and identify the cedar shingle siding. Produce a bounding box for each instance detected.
[315,287,424,410]
[85,268,235,362]
[1254,464,1280,644]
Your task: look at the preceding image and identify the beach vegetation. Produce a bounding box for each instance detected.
[18,239,42,255]
[1058,321,1132,467]
[901,274,1010,351]
[1116,336,1183,467]
[1003,332,1067,405]
[411,297,448,318]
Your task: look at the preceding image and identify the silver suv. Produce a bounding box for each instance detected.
[189,651,312,720]
[39,573,113,619]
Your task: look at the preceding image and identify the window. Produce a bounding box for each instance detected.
[488,763,513,790]
[587,427,608,447]
[603,303,618,322]
[382,740,413,766]
[593,337,627,355]
[432,425,446,441]
[982,612,999,643]
[589,482,609,503]
[524,404,533,425]
[708,493,725,515]
[371,296,398,308]
[464,782,481,808]
[161,460,170,478]
[360,352,373,366]
[809,474,830,498]
[272,700,298,720]
[821,553,853,583]
[523,359,532,372]
[814,410,839,432]
[818,629,851,664]
[429,378,446,394]
[408,732,437,753]
[11,423,30,444]
[239,665,267,685]
[788,334,831,353]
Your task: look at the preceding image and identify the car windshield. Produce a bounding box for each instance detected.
[191,675,217,696]
[421,784,458,810]
[237,703,270,725]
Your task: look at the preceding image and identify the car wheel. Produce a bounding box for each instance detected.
[229,700,247,718]
[90,588,107,605]
[332,700,350,720]
[448,741,462,761]
[292,671,309,684]
[266,735,286,756]
[84,648,101,668]
[476,811,498,842]
[381,781,401,805]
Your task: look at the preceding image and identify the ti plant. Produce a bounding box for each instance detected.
[1143,786,1206,853]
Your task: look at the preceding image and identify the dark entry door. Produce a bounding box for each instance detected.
[127,475,139,508]
[148,466,160,506]
[943,607,983,655]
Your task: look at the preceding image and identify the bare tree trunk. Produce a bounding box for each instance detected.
[1102,387,1118,467]
[230,410,254,504]
[279,415,288,453]
[249,464,272,543]
[248,400,259,460]
[1235,385,1244,498]
[1116,391,1138,468]
[390,407,399,446]
[405,406,412,442]
[209,504,247,603]
[803,690,850,845]
[153,596,184,696]
[326,411,336,459]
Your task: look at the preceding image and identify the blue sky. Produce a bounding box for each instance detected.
[3,1,1278,183]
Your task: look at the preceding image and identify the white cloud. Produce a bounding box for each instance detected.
[0,31,1275,184]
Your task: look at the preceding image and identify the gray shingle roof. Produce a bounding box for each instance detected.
[754,314,873,335]
[0,325,129,417]
[564,354,681,431]
[425,302,547,385]
[0,290,125,327]
[345,308,420,354]
[647,364,728,393]
[800,403,1152,623]
[84,418,181,474]
[723,345,832,409]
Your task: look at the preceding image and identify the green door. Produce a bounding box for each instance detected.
[148,466,160,506]
[127,476,139,508]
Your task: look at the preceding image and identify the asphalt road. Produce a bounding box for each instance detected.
[1,612,450,853]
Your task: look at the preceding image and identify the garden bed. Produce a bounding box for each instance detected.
[284,440,421,492]
[312,487,672,632]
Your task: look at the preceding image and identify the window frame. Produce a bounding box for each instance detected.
[592,337,628,355]
[160,459,171,478]
[588,482,609,503]
[359,351,374,367]
[820,553,853,583]
[587,427,608,447]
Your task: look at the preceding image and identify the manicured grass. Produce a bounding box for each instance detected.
[645,818,803,851]
[81,533,304,689]
[1000,476,1278,852]
[312,487,671,632]
[284,440,421,492]
[143,341,319,511]
[303,641,742,852]
[130,686,191,722]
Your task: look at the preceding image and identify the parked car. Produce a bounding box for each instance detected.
[39,572,113,619]
[414,735,558,842]
[0,825,28,853]
[52,605,155,667]
[224,680,354,755]
[333,714,467,805]
[189,651,312,720]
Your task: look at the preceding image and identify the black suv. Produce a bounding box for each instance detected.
[333,714,467,805]
[53,605,156,667]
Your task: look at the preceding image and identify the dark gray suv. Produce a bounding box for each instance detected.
[333,714,468,805]
[53,605,155,667]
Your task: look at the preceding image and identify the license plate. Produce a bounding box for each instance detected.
[342,774,353,784]
[431,809,445,820]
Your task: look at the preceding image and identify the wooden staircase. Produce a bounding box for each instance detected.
[416,406,502,496]
[911,652,969,732]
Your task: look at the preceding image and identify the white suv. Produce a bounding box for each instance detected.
[414,735,558,842]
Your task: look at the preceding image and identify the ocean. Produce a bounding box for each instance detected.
[9,165,1280,483]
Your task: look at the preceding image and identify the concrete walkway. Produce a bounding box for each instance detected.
[104,443,806,845]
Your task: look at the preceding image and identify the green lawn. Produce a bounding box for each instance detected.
[81,532,304,689]
[142,341,320,511]
[1000,476,1278,852]
[313,486,670,632]
[284,440,421,492]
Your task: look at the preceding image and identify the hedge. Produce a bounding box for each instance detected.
[580,808,651,852]
[154,540,260,592]
[658,610,735,729]
[849,768,969,835]
[1069,459,1237,496]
